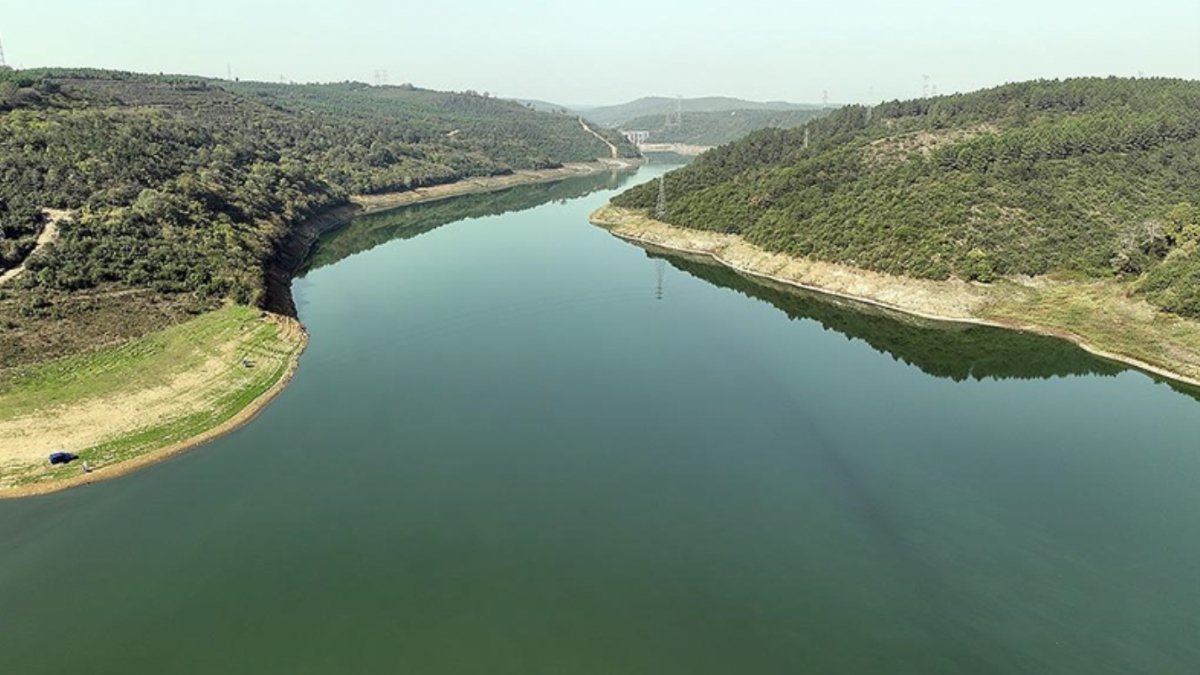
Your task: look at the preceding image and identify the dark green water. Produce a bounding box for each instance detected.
[2,166,1199,674]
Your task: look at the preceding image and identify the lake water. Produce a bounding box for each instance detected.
[2,165,1199,674]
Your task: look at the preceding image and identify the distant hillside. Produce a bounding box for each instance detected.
[0,67,638,367]
[584,96,820,128]
[620,108,829,146]
[611,78,1200,317]
[509,98,576,114]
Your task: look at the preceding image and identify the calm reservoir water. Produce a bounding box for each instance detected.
[2,166,1199,674]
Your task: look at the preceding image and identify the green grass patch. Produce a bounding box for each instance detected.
[0,304,303,489]
[1,305,273,418]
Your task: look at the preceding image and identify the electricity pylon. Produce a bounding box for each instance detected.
[655,175,667,220]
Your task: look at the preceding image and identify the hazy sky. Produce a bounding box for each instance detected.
[3,0,1198,105]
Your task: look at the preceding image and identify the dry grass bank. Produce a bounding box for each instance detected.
[0,305,306,497]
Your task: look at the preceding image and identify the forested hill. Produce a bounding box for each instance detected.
[0,68,636,308]
[619,108,828,146]
[582,96,820,128]
[612,78,1200,317]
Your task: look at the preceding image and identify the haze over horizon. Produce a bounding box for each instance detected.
[3,0,1199,105]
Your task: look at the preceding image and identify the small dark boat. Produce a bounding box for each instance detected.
[49,452,78,465]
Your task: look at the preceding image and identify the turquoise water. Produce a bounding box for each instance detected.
[2,165,1199,673]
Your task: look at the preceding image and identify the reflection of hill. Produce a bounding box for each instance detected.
[304,169,636,273]
[660,251,1130,383]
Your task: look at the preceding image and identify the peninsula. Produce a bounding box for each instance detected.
[0,68,640,495]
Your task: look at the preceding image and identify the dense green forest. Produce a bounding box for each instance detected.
[0,67,635,310]
[620,108,828,146]
[612,78,1200,317]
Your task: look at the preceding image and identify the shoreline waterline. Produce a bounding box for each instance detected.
[591,204,1200,391]
[0,315,308,500]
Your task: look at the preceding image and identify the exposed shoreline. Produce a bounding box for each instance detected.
[1,160,641,499]
[351,160,642,214]
[636,142,713,157]
[0,315,308,499]
[590,205,1200,390]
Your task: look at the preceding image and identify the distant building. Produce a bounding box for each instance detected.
[622,130,651,146]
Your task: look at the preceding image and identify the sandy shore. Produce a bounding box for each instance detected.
[0,313,307,499]
[637,143,713,157]
[591,205,1200,390]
